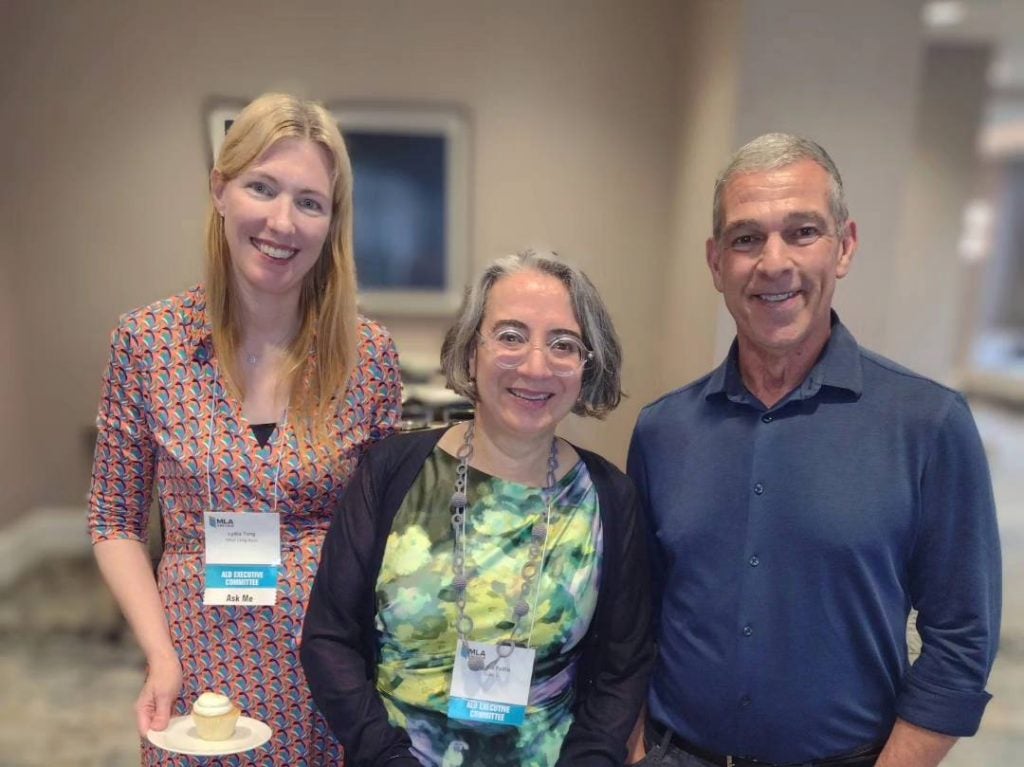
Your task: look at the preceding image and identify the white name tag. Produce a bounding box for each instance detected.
[203,512,281,606]
[448,639,535,727]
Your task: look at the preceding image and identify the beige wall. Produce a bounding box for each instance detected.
[0,11,32,525]
[725,0,927,357]
[887,44,991,383]
[0,247,31,526]
[658,0,741,393]
[2,0,972,524]
[1,0,685,520]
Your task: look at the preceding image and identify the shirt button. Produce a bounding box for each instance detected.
[761,414,774,423]
[749,555,760,567]
[753,482,765,495]
[742,625,753,637]
[739,695,752,708]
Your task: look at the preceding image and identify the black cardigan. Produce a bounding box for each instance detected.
[301,427,653,766]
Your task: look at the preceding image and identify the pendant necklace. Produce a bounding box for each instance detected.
[449,421,559,671]
[243,333,294,367]
[205,366,289,513]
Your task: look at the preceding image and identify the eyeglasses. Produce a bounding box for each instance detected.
[477,327,593,377]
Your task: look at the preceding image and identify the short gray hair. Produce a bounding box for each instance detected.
[441,249,623,418]
[712,133,848,241]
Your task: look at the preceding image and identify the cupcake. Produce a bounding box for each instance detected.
[191,692,240,741]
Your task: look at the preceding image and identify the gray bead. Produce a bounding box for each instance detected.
[451,491,467,508]
[532,523,547,542]
[514,599,530,617]
[453,574,468,591]
[468,654,485,671]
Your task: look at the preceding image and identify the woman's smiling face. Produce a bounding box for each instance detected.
[471,269,584,444]
[212,137,334,304]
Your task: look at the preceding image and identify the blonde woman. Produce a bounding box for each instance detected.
[89,93,401,765]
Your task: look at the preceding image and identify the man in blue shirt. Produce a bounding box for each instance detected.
[627,133,1001,767]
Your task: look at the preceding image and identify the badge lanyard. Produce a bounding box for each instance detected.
[202,364,286,606]
[446,421,564,727]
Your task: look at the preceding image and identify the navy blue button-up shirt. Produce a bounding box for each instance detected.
[627,316,1001,764]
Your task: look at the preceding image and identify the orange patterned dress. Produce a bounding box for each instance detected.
[88,286,402,765]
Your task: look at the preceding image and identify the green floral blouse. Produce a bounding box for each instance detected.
[374,446,603,766]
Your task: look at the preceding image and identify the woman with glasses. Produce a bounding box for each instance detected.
[301,249,653,766]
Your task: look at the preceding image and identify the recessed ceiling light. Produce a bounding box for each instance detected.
[922,0,967,27]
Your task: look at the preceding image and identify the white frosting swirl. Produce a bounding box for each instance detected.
[192,692,233,717]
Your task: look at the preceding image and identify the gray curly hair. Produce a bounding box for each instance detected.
[440,249,623,418]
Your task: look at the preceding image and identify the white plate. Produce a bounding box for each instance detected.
[147,715,272,756]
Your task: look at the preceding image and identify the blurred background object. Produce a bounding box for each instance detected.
[1,0,1022,764]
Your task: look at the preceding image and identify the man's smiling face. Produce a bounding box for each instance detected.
[706,159,857,363]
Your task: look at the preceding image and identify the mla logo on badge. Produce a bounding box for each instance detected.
[209,516,234,529]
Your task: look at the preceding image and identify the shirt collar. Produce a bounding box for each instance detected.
[703,311,863,407]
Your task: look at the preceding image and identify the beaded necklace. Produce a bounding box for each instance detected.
[449,421,558,670]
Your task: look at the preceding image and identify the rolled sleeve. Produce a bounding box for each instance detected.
[898,394,1001,736]
[897,674,992,736]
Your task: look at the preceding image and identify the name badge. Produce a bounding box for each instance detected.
[203,512,281,606]
[448,639,535,727]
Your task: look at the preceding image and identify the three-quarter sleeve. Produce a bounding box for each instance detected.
[626,422,665,630]
[87,319,156,543]
[558,456,655,765]
[897,394,1001,735]
[300,446,419,766]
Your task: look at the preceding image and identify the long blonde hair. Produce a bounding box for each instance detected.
[204,92,357,452]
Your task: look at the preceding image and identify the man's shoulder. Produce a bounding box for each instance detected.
[856,345,964,405]
[635,370,717,425]
[850,344,983,445]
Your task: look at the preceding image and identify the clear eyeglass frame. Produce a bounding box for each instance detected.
[477,329,593,377]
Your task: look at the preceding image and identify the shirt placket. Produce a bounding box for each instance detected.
[730,403,782,754]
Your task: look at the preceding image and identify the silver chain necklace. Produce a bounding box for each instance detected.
[242,332,295,367]
[450,421,558,670]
